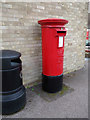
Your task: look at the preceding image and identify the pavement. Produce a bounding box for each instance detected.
[2,59,88,119]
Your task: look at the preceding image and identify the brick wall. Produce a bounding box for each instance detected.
[1,2,88,85]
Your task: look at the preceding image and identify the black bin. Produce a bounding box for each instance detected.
[0,50,26,115]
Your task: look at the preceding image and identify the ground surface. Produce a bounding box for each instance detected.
[2,59,88,118]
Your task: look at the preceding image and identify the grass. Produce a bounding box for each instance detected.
[60,84,69,95]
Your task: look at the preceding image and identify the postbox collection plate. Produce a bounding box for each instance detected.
[59,36,63,47]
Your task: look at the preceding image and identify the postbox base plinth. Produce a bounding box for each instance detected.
[0,86,26,115]
[42,74,63,93]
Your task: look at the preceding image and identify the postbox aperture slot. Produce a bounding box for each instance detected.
[57,31,66,33]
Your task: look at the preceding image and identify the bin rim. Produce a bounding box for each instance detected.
[0,50,21,59]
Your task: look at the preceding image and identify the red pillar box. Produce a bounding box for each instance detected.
[38,18,68,93]
[86,29,89,40]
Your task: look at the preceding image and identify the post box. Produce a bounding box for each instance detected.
[38,18,68,93]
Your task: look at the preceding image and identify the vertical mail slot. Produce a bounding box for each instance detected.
[38,18,68,93]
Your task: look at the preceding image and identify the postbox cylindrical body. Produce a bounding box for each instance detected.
[38,18,68,93]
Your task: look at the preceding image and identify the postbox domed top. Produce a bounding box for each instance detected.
[38,18,68,25]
